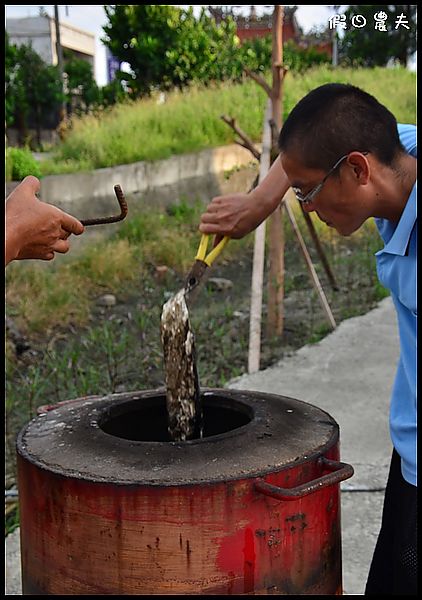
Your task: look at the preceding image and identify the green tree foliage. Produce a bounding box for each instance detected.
[237,35,272,74]
[99,78,127,108]
[184,11,240,83]
[339,5,417,67]
[63,52,101,115]
[5,32,18,127]
[5,34,64,146]
[283,40,330,72]
[102,5,332,96]
[240,37,330,74]
[102,5,241,96]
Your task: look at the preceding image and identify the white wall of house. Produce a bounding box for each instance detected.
[6,16,95,67]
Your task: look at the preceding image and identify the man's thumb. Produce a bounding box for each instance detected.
[21,175,41,195]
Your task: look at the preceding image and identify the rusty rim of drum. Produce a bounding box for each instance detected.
[16,388,339,486]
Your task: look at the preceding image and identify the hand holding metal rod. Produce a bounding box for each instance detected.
[80,185,128,226]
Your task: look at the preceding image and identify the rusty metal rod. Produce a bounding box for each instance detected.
[80,185,128,226]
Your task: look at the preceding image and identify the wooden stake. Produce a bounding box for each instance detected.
[219,116,337,336]
[298,202,339,291]
[248,101,272,374]
[284,194,337,330]
[220,114,338,302]
[266,4,285,337]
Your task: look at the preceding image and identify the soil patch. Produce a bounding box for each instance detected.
[5,212,388,521]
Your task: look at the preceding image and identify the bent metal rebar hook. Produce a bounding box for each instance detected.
[80,185,128,226]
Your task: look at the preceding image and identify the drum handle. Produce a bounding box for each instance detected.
[255,457,354,501]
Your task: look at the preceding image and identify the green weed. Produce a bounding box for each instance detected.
[5,504,19,537]
[36,67,415,177]
[308,323,333,345]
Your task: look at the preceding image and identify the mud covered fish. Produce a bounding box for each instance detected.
[160,289,203,441]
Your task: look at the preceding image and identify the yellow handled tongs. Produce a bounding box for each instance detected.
[184,234,230,297]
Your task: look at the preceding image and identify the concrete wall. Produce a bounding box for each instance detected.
[40,144,255,202]
[6,144,259,250]
[6,144,257,219]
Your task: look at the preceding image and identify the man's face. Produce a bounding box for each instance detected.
[280,151,371,236]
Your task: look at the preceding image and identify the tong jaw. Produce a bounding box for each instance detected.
[184,260,208,295]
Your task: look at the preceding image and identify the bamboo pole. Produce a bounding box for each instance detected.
[266,4,285,337]
[220,114,338,341]
[298,203,339,290]
[284,194,337,330]
[248,101,272,374]
[244,6,286,338]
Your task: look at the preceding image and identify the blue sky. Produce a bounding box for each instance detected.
[5,5,339,86]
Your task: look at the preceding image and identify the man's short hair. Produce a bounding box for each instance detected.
[278,83,405,170]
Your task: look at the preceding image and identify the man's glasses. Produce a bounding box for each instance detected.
[291,154,350,205]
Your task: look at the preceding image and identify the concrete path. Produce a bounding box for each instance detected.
[228,296,398,595]
[5,297,398,595]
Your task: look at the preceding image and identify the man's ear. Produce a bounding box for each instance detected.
[346,152,370,185]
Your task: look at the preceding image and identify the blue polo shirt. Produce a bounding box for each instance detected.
[374,123,417,487]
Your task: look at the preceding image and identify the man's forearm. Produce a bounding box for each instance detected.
[249,155,291,225]
[199,154,292,239]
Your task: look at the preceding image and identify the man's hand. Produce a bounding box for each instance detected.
[199,192,262,240]
[199,155,291,241]
[5,176,84,265]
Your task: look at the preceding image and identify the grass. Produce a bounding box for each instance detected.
[5,204,390,537]
[4,195,390,343]
[5,199,253,335]
[33,66,416,178]
[280,65,416,123]
[5,239,140,334]
[5,64,412,534]
[5,199,387,426]
[5,504,19,537]
[39,81,267,175]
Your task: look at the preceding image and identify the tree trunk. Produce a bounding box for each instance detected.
[15,109,28,147]
[36,104,42,149]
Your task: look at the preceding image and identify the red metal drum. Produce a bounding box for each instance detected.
[16,389,353,595]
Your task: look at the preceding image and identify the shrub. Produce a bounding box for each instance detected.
[6,147,42,181]
[283,40,330,72]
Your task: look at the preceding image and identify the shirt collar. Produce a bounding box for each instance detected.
[375,182,417,256]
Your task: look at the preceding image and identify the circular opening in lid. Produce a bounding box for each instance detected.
[99,394,253,442]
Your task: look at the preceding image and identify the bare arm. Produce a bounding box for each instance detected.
[5,176,84,266]
[199,155,290,239]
